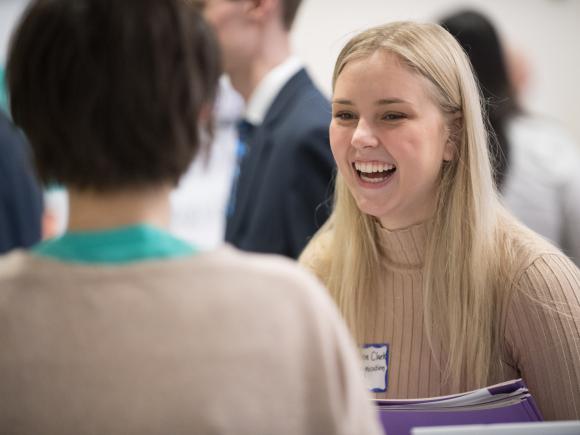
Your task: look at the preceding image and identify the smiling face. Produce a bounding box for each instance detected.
[330,50,455,229]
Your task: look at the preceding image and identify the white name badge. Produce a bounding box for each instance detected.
[361,344,389,393]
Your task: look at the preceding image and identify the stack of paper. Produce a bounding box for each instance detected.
[374,379,542,435]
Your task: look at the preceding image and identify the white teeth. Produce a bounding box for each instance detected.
[354,161,395,173]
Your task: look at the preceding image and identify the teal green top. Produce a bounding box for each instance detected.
[0,66,8,114]
[33,224,196,264]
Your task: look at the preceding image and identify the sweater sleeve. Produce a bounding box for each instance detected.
[560,148,580,267]
[504,254,580,420]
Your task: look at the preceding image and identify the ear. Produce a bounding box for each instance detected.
[443,112,462,162]
[243,0,279,24]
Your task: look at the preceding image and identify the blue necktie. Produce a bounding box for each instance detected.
[227,120,254,217]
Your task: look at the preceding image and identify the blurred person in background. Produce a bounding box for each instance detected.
[0,109,42,254]
[440,9,580,266]
[196,0,335,259]
[169,76,242,250]
[1,62,65,241]
[0,0,384,433]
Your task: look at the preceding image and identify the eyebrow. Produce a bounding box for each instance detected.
[332,98,409,106]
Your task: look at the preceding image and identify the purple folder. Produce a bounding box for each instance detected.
[374,379,543,435]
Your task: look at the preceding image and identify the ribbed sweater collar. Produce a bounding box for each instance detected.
[376,220,429,270]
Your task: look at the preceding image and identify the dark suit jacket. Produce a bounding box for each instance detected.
[225,69,335,258]
[0,111,43,254]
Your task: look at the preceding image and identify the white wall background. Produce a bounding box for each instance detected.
[2,0,579,142]
[0,0,25,63]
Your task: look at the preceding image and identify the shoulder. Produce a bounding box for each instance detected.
[0,114,27,170]
[499,217,580,352]
[292,81,330,120]
[498,219,580,421]
[284,69,329,109]
[502,218,580,304]
[182,245,336,309]
[275,71,331,136]
[514,253,579,305]
[299,228,334,285]
[266,76,334,178]
[0,251,43,298]
[185,245,356,345]
[0,251,31,280]
[0,246,339,324]
[193,245,313,279]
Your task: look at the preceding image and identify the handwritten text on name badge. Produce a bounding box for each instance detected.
[361,344,389,393]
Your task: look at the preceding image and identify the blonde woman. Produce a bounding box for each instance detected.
[300,21,580,420]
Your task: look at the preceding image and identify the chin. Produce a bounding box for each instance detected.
[355,201,392,222]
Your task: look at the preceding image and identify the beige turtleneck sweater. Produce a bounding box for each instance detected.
[300,220,580,421]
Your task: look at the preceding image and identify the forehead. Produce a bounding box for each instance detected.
[334,50,436,105]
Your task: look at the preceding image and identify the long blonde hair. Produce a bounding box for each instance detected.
[305,22,511,390]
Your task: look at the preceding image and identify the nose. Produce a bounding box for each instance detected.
[351,118,379,149]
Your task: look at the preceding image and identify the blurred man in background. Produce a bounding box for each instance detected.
[198,0,335,258]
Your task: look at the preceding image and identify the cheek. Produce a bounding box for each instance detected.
[202,6,223,28]
[399,126,446,169]
[329,123,350,162]
[205,7,238,41]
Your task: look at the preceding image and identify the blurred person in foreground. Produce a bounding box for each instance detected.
[196,0,335,259]
[0,1,383,433]
[300,21,580,420]
[0,109,42,253]
[440,9,580,266]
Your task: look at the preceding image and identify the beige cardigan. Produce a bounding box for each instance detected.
[0,246,383,435]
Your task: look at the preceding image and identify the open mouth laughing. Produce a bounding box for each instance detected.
[353,161,397,184]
